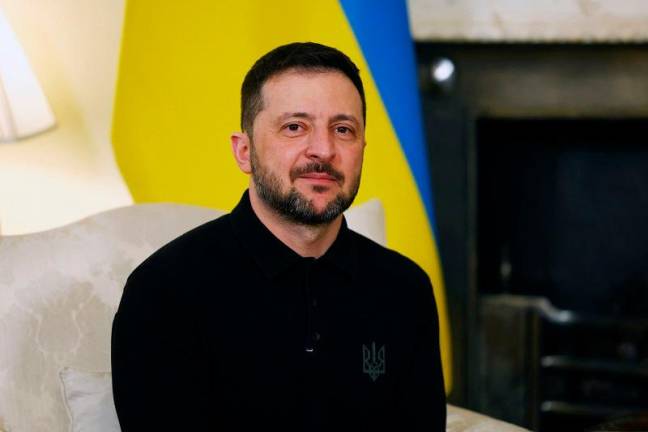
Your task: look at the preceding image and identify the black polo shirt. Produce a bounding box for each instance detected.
[112,190,446,431]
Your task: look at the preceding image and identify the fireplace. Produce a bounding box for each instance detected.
[477,118,648,315]
[477,118,648,431]
[417,44,648,431]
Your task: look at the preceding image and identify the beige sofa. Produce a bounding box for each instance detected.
[0,201,528,432]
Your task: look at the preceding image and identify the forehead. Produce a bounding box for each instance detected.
[260,69,363,114]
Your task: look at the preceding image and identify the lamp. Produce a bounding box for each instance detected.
[0,8,55,143]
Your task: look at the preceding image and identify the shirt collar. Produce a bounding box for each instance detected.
[229,190,358,280]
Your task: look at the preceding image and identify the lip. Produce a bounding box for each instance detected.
[299,173,338,183]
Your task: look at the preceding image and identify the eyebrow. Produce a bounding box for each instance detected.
[330,114,360,126]
[278,112,360,126]
[278,112,313,122]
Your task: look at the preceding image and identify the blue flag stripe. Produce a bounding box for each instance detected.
[339,0,438,232]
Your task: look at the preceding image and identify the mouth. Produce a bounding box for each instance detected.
[291,163,345,186]
[299,173,339,184]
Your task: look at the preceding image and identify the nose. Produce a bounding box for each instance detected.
[305,127,335,162]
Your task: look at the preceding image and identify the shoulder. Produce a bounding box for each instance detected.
[348,230,439,321]
[129,213,233,282]
[349,229,429,286]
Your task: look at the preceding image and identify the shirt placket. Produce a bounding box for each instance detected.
[303,258,321,354]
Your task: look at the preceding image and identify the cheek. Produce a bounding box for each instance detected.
[257,141,294,169]
[343,147,364,173]
[274,149,304,179]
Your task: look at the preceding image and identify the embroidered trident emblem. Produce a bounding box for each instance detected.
[362,342,386,382]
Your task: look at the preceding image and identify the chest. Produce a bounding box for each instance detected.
[202,269,416,398]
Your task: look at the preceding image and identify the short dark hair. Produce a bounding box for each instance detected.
[240,42,366,136]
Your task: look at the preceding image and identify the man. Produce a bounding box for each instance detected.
[112,42,446,431]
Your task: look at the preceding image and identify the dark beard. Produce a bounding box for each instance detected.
[250,146,360,226]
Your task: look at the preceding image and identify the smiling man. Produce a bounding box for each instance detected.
[111,42,446,431]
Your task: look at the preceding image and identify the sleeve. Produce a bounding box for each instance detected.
[111,263,215,431]
[396,267,447,431]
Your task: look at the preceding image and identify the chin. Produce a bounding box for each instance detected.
[307,183,342,195]
[309,189,339,201]
[308,199,335,213]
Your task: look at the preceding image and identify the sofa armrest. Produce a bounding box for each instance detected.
[447,404,530,431]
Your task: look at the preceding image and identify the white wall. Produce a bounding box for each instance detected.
[408,0,648,42]
[0,0,131,235]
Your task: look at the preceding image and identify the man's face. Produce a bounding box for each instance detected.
[249,69,365,225]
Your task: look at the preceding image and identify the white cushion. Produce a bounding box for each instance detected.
[345,198,386,246]
[59,368,120,432]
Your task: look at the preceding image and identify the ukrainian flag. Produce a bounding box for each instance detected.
[112,0,452,392]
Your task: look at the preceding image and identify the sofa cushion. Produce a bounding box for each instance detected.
[59,368,120,432]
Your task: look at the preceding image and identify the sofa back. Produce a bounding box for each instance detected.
[0,203,224,432]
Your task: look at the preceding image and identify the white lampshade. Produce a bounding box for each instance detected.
[0,8,55,143]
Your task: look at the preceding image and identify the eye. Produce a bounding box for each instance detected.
[287,123,301,132]
[282,122,305,135]
[335,125,356,138]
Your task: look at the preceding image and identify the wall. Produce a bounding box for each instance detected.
[0,0,131,235]
[408,0,648,42]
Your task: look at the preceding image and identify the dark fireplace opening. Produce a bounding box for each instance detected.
[476,118,648,431]
[477,118,648,317]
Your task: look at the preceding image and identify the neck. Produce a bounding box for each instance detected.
[248,187,342,258]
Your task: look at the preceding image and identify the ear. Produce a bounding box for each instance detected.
[231,132,252,174]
